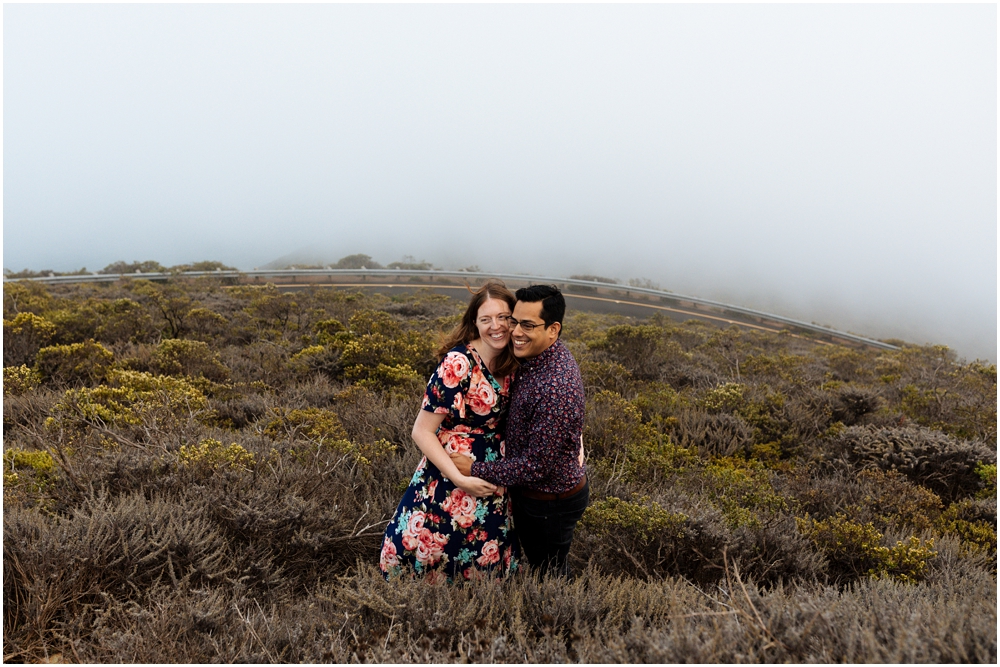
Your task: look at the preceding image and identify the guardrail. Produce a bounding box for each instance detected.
[5,268,900,351]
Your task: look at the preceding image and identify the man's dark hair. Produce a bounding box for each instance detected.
[515,284,565,333]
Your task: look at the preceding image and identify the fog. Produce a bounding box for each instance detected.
[3,4,996,361]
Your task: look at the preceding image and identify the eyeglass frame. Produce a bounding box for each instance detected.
[506,316,555,333]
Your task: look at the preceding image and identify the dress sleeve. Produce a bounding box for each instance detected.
[421,349,473,418]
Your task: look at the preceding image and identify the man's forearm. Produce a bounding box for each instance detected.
[472,456,545,488]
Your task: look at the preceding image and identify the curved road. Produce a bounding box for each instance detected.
[7,268,895,350]
[273,282,833,346]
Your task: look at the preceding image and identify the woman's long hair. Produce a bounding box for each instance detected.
[436,279,520,379]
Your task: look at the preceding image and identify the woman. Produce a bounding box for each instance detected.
[379,280,521,581]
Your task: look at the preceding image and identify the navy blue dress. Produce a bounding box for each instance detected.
[379,344,519,581]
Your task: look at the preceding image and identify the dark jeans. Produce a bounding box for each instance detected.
[511,480,589,577]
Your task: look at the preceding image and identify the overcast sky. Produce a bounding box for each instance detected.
[3,3,996,361]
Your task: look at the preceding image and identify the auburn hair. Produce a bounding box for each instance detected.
[436,279,520,379]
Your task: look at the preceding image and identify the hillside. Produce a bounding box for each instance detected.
[3,276,996,662]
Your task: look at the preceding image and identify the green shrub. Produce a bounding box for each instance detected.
[48,369,210,431]
[178,438,255,472]
[578,359,633,396]
[703,457,788,528]
[585,390,695,483]
[3,447,57,495]
[94,298,157,344]
[314,318,346,344]
[263,407,349,443]
[974,462,996,499]
[287,344,342,378]
[3,311,57,366]
[798,512,936,583]
[263,408,397,463]
[936,499,997,557]
[3,281,53,318]
[698,382,747,413]
[151,339,230,382]
[185,307,230,341]
[855,469,943,532]
[3,364,41,396]
[35,340,114,385]
[582,496,687,541]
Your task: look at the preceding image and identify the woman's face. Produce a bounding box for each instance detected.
[475,297,512,353]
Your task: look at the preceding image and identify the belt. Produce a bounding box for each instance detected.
[516,475,587,501]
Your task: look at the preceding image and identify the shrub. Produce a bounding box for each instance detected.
[936,499,997,557]
[854,469,944,532]
[4,365,41,396]
[698,382,747,413]
[584,391,695,484]
[3,281,53,317]
[589,324,666,380]
[355,363,423,391]
[151,339,230,382]
[92,298,157,344]
[3,447,57,496]
[671,410,754,458]
[178,438,255,472]
[3,312,56,366]
[974,462,996,499]
[287,344,343,378]
[798,513,936,583]
[263,407,393,464]
[185,307,230,341]
[314,318,346,344]
[263,407,349,443]
[831,386,882,425]
[702,457,789,529]
[830,425,996,501]
[48,369,210,432]
[35,340,114,386]
[576,494,727,582]
[577,359,633,396]
[583,495,687,542]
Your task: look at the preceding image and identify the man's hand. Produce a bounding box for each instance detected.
[579,435,586,468]
[450,453,473,476]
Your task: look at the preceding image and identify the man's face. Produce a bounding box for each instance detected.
[510,300,560,359]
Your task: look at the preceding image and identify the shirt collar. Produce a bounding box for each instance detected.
[520,338,563,370]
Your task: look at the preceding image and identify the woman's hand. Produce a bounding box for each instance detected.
[456,475,498,498]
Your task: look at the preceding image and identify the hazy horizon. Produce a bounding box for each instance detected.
[4,4,996,361]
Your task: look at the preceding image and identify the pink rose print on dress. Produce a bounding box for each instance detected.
[380,536,398,571]
[401,511,426,551]
[444,434,474,457]
[441,488,478,529]
[440,352,470,388]
[465,372,497,416]
[476,539,500,566]
[414,529,448,566]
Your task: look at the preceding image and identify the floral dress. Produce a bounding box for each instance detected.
[379,344,519,581]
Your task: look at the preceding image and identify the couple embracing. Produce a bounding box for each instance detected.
[379,282,588,581]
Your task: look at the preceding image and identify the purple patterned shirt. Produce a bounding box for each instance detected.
[472,339,586,494]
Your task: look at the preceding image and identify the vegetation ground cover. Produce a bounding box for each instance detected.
[3,276,996,662]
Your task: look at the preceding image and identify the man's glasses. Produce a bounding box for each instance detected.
[506,316,546,332]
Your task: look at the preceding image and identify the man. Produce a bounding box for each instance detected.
[450,284,588,576]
